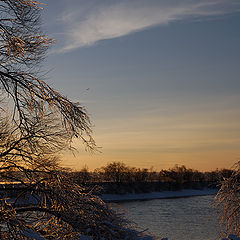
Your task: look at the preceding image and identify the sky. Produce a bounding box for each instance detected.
[42,0,240,171]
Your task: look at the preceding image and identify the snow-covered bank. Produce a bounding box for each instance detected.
[101,188,218,202]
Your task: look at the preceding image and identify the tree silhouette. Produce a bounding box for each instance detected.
[0,1,146,239]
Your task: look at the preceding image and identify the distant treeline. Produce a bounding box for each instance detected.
[67,162,233,194]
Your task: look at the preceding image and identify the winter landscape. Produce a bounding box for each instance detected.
[0,0,240,239]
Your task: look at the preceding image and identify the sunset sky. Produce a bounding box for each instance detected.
[42,0,240,171]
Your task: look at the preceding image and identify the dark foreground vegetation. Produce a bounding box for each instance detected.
[0,1,149,239]
[67,162,233,195]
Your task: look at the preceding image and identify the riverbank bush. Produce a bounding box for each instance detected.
[216,163,240,237]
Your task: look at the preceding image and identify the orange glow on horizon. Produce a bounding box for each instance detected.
[61,148,238,172]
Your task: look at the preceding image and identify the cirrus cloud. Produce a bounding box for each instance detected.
[55,0,240,53]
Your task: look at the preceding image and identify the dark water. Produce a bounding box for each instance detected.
[119,195,220,240]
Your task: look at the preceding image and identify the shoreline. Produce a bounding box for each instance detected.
[100,188,218,202]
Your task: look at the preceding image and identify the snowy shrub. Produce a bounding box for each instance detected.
[216,162,240,237]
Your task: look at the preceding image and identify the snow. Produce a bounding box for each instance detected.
[100,188,218,202]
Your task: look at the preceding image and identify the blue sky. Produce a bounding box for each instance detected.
[42,0,240,170]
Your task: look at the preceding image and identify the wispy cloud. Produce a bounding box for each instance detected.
[56,0,240,52]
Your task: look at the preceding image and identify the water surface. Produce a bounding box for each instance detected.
[120,195,220,240]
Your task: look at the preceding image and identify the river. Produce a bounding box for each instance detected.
[119,195,221,240]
